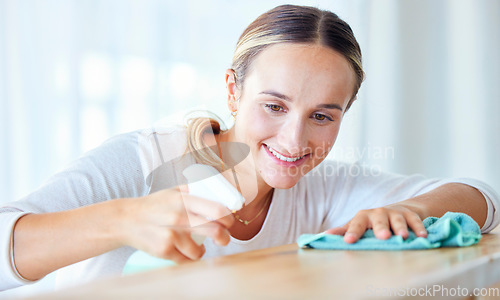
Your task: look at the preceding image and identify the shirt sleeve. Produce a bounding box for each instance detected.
[319,160,500,233]
[0,131,152,290]
[0,212,33,291]
[421,177,499,233]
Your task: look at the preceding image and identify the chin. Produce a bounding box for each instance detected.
[273,181,299,189]
[263,173,302,189]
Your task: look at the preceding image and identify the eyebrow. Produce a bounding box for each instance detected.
[260,90,291,101]
[259,90,343,111]
[317,103,343,111]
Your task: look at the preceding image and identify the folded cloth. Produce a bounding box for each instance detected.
[297,212,481,250]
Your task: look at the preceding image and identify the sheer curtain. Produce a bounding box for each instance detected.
[0,0,355,206]
[0,0,499,297]
[355,0,500,192]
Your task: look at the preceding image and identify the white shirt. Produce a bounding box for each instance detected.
[1,125,499,291]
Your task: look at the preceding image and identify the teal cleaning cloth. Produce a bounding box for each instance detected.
[297,212,481,250]
[123,251,176,275]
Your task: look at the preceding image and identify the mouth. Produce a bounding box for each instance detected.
[263,144,309,166]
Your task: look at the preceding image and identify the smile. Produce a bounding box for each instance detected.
[265,145,307,162]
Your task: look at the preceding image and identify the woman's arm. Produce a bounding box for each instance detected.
[13,199,125,281]
[326,183,488,243]
[12,189,234,281]
[1,129,236,288]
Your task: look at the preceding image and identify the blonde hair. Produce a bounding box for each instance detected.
[185,5,364,165]
[184,112,227,172]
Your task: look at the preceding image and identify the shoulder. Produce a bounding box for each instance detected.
[303,159,421,187]
[131,124,189,187]
[300,159,355,185]
[305,159,383,179]
[136,124,188,150]
[72,124,189,186]
[77,124,187,165]
[295,159,427,205]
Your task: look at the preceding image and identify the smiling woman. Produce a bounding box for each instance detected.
[0,2,499,296]
[188,5,362,193]
[221,44,351,189]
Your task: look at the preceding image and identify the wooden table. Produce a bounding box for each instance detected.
[27,231,500,300]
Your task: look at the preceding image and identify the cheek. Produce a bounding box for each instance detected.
[310,125,340,159]
[238,105,276,141]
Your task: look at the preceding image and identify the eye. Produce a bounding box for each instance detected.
[264,104,284,112]
[315,114,326,121]
[313,113,333,122]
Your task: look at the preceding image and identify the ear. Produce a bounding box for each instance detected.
[225,69,239,112]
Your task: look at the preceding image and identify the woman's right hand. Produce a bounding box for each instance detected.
[118,187,235,263]
[12,187,233,281]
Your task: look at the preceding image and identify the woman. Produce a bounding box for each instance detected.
[1,4,498,291]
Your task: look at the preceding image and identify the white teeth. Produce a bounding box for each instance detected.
[266,145,305,162]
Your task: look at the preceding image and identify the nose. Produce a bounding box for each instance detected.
[277,114,308,155]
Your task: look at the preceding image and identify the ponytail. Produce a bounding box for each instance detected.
[184,112,228,172]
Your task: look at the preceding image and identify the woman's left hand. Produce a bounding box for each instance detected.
[325,205,428,243]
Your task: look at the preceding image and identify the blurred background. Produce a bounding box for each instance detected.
[0,0,499,296]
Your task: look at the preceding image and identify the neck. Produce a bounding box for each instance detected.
[218,127,273,213]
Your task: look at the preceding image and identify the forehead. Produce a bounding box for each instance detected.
[245,43,356,106]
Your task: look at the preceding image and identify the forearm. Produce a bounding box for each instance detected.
[12,198,129,281]
[393,183,487,227]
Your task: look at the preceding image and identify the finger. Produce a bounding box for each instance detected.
[368,209,392,240]
[405,212,427,237]
[164,213,232,235]
[163,210,218,229]
[164,248,191,264]
[344,214,369,244]
[156,231,192,263]
[191,223,231,246]
[325,224,348,235]
[181,193,235,229]
[173,230,206,260]
[388,213,409,239]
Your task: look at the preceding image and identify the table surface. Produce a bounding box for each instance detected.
[27,230,500,300]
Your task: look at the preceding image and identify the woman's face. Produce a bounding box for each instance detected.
[228,43,356,189]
